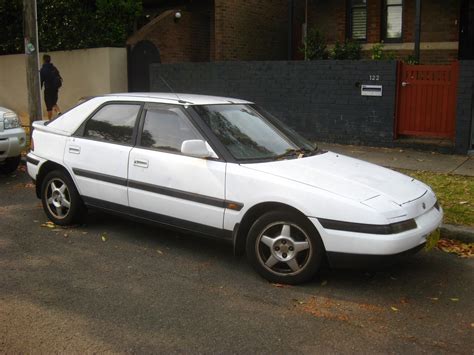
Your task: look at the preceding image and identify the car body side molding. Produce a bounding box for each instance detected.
[73,168,127,186]
[72,167,243,211]
[26,156,40,165]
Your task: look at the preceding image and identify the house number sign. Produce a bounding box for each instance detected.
[369,75,380,81]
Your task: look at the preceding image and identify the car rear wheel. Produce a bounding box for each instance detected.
[0,156,21,174]
[41,169,85,225]
[246,210,325,285]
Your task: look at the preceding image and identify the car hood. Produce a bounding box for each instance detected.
[0,106,12,117]
[241,152,427,205]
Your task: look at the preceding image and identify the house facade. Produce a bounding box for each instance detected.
[294,0,473,64]
[129,0,473,65]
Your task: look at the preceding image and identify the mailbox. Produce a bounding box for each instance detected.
[361,84,383,97]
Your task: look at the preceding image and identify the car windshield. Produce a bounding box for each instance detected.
[194,104,317,161]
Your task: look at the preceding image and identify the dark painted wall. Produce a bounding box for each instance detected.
[150,60,398,147]
[455,61,474,153]
[150,60,473,153]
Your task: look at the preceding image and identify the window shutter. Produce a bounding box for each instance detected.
[352,8,367,40]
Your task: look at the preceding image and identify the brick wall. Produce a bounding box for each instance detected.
[307,0,345,43]
[455,61,474,153]
[151,61,398,146]
[128,9,211,63]
[213,0,288,61]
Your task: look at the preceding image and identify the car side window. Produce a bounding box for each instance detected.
[84,104,141,145]
[140,106,203,153]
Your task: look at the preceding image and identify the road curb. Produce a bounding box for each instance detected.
[440,224,474,243]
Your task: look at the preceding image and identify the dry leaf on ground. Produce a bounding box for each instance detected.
[40,221,55,228]
[437,239,474,258]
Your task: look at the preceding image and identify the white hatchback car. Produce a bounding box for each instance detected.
[27,94,443,284]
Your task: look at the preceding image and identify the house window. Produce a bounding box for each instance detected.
[349,0,367,40]
[384,0,403,40]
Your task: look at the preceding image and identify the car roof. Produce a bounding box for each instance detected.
[41,93,254,135]
[106,93,253,105]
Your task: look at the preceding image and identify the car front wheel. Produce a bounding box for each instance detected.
[41,169,85,225]
[246,210,325,285]
[0,156,21,174]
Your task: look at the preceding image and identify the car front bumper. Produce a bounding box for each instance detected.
[310,205,443,265]
[0,127,26,161]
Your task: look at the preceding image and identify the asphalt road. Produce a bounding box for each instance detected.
[1,170,473,353]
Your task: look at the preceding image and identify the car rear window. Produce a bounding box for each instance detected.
[83,104,141,145]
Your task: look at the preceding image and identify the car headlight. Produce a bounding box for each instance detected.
[3,112,21,129]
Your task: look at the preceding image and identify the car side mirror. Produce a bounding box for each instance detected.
[181,139,214,158]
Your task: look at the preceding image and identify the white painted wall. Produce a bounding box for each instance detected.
[0,47,128,124]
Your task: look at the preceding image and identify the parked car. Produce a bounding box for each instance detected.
[26,94,443,284]
[0,106,26,174]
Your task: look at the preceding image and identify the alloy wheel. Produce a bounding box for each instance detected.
[45,178,71,219]
[256,222,312,276]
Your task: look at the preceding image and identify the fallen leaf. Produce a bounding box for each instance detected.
[471,323,474,328]
[40,221,55,228]
[82,232,88,235]
[321,280,328,286]
[428,297,439,301]
[101,234,107,242]
[24,183,35,188]
[459,201,468,205]
[157,249,163,255]
[450,298,459,302]
[391,306,399,312]
[272,283,289,288]
[437,239,474,258]
[63,233,69,238]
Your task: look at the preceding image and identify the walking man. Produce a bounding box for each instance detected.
[40,54,62,119]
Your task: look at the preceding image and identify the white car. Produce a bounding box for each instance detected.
[27,94,443,284]
[0,106,26,174]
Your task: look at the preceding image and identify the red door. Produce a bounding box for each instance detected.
[396,62,459,139]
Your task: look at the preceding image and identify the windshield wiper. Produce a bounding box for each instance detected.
[274,148,306,160]
[274,146,322,160]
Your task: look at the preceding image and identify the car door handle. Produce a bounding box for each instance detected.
[68,146,81,154]
[133,159,149,168]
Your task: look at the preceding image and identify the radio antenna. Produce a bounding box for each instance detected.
[159,75,189,104]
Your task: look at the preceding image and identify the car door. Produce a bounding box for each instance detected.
[128,103,227,234]
[64,102,142,207]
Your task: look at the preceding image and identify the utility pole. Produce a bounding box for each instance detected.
[23,0,42,137]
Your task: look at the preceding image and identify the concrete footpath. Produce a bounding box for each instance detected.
[319,143,474,243]
[319,143,474,176]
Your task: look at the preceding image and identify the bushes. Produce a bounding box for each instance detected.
[302,28,361,60]
[0,0,142,55]
[370,42,395,60]
[302,28,329,60]
[332,40,362,60]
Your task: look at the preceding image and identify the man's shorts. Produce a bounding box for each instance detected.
[44,88,58,111]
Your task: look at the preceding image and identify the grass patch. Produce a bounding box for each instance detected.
[397,169,474,227]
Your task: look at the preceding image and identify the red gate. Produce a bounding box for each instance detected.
[396,62,459,139]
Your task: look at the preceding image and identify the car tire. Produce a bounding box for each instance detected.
[246,209,325,285]
[0,155,21,174]
[41,169,86,226]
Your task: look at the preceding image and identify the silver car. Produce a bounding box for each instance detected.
[0,107,26,174]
